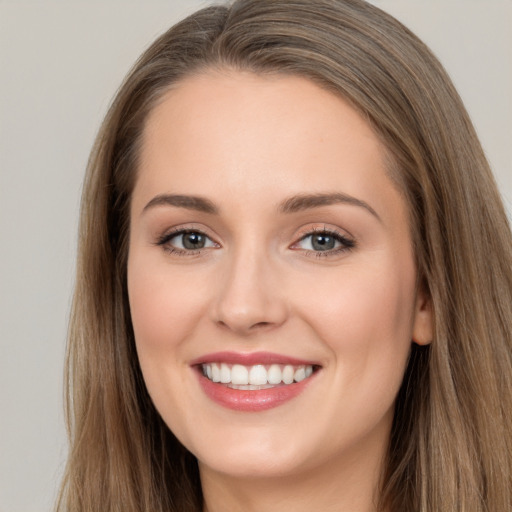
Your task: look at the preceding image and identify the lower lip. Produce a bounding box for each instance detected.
[197,372,316,412]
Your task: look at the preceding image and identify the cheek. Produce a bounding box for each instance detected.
[300,260,413,331]
[126,253,212,444]
[127,253,209,366]
[128,251,210,392]
[293,255,416,394]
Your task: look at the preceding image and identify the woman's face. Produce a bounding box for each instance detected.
[127,71,431,480]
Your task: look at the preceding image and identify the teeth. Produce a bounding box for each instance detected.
[268,364,282,385]
[231,364,249,385]
[202,362,315,386]
[249,365,267,385]
[220,363,230,384]
[282,365,294,384]
[228,383,275,390]
[211,364,220,382]
[294,366,306,382]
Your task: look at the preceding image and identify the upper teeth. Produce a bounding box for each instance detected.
[202,363,314,387]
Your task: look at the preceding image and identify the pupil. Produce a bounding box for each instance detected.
[183,232,205,250]
[312,234,335,251]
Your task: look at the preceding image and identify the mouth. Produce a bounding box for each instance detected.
[192,352,321,411]
[201,362,315,390]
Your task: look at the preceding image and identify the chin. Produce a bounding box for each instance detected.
[185,424,321,480]
[197,449,306,479]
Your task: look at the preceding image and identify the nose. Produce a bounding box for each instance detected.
[212,247,288,336]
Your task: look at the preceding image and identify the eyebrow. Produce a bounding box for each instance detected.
[142,194,218,215]
[279,192,381,220]
[142,191,380,221]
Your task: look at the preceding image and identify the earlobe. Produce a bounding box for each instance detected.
[412,290,433,346]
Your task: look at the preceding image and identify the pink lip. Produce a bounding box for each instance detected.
[189,351,318,366]
[191,351,320,412]
[197,375,315,412]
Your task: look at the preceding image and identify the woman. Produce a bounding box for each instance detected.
[57,0,512,511]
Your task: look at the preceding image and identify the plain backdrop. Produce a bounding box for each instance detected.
[0,1,510,511]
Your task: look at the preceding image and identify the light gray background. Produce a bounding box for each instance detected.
[1,1,510,511]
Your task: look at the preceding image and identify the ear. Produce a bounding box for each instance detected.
[412,287,433,346]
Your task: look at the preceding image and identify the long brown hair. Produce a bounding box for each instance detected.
[57,1,512,510]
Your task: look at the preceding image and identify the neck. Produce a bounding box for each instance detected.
[200,432,388,512]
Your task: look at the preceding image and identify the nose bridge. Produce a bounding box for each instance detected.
[213,237,287,334]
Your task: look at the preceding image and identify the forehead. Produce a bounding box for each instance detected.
[142,70,383,155]
[134,70,404,227]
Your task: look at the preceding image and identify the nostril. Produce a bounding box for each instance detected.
[252,321,271,330]
[216,320,272,332]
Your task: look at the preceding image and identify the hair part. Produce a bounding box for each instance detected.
[58,1,512,510]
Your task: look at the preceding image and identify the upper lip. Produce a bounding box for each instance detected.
[189,351,320,367]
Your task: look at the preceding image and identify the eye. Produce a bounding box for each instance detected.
[156,229,217,254]
[293,229,355,255]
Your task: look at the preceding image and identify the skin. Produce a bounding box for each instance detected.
[127,71,432,512]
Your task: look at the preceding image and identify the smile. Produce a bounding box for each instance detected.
[201,363,314,389]
[193,352,320,412]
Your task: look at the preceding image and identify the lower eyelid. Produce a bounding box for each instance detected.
[307,245,353,258]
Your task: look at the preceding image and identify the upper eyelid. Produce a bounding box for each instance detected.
[157,225,217,243]
[293,224,354,241]
[293,230,354,246]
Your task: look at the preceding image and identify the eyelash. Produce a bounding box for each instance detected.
[155,228,217,257]
[294,227,356,258]
[155,227,356,258]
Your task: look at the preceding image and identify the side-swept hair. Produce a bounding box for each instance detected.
[57,1,512,510]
